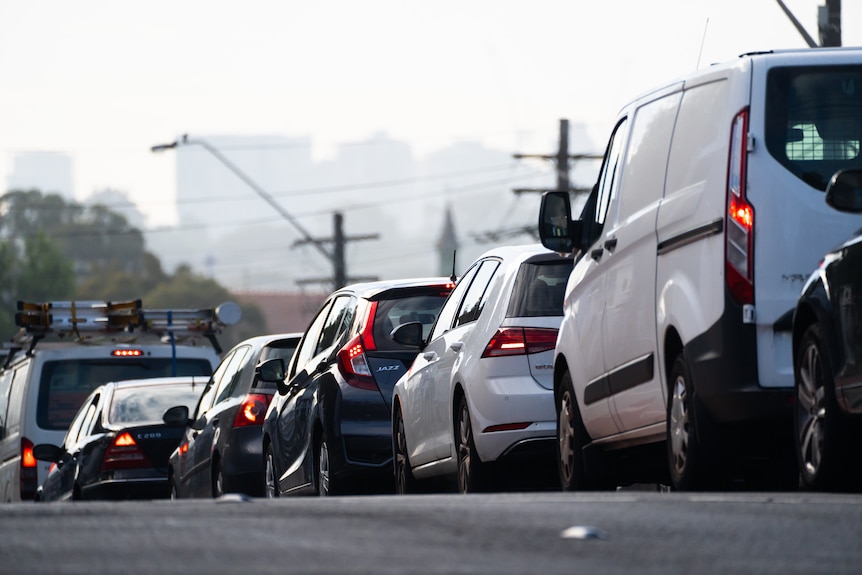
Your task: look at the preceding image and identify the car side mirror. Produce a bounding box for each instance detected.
[539,191,576,254]
[256,358,286,383]
[825,169,862,213]
[33,443,65,464]
[163,405,191,427]
[392,322,424,348]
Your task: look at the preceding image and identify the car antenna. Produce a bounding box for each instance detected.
[449,250,458,283]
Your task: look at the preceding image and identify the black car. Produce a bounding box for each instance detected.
[167,333,301,498]
[33,377,207,501]
[263,277,454,497]
[793,169,862,492]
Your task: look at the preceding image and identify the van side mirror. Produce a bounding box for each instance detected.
[539,191,576,253]
[825,169,862,213]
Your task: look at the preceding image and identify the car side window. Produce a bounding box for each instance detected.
[75,396,101,445]
[429,264,481,341]
[316,295,355,355]
[290,300,335,379]
[0,370,13,439]
[454,260,500,327]
[194,349,237,419]
[214,345,251,404]
[588,117,630,245]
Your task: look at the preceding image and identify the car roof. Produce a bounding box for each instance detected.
[225,332,304,351]
[332,277,455,300]
[100,375,211,392]
[472,243,571,265]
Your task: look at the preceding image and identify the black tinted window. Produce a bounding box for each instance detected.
[507,259,573,317]
[37,358,212,430]
[455,260,500,327]
[766,65,862,190]
[373,294,451,350]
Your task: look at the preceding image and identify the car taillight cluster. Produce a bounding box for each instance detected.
[102,432,151,471]
[482,327,558,358]
[20,437,37,500]
[336,301,379,391]
[232,393,273,427]
[726,108,754,306]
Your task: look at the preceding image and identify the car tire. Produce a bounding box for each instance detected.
[264,444,279,498]
[394,406,416,495]
[456,395,486,493]
[795,323,851,491]
[316,438,337,497]
[666,352,727,491]
[557,368,601,491]
[212,458,225,498]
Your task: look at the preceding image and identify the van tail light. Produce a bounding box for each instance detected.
[102,432,151,470]
[20,437,38,500]
[337,334,378,391]
[482,328,559,358]
[233,393,273,427]
[726,108,754,306]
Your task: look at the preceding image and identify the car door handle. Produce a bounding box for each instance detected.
[449,342,464,353]
[590,247,604,261]
[604,238,618,252]
[211,417,219,427]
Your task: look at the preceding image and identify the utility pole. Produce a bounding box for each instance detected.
[293,212,379,289]
[775,0,841,47]
[512,119,600,197]
[152,135,379,290]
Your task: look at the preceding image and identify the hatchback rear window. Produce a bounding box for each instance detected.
[109,384,203,424]
[766,65,862,190]
[508,259,573,317]
[37,358,213,430]
[373,294,450,351]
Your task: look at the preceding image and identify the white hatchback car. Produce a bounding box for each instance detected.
[391,244,572,493]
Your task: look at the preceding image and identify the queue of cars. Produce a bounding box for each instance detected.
[21,49,862,501]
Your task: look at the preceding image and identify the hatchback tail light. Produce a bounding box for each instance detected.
[20,437,38,500]
[233,393,273,427]
[726,108,754,306]
[102,432,151,470]
[482,327,558,358]
[337,334,378,391]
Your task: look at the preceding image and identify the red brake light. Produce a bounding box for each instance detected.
[102,432,151,470]
[112,349,143,357]
[482,328,558,358]
[20,437,37,500]
[337,334,378,391]
[726,108,754,306]
[233,393,273,427]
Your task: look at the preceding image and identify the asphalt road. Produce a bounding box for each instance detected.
[2,491,861,575]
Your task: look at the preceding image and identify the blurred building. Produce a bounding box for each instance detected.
[6,151,74,199]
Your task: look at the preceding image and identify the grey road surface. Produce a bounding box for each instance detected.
[1,491,861,574]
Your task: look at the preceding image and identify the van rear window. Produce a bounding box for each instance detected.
[37,358,213,430]
[766,65,862,190]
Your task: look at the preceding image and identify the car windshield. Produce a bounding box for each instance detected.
[108,383,203,424]
[37,358,213,430]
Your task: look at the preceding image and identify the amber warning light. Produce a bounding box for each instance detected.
[112,349,143,357]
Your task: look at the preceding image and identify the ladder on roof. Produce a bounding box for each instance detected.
[11,299,241,352]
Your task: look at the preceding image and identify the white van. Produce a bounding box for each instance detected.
[0,300,237,502]
[539,48,862,491]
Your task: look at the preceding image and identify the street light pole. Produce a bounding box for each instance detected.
[151,135,331,261]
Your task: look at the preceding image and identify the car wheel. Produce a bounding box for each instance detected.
[667,352,725,490]
[264,444,279,499]
[795,323,848,491]
[212,459,224,498]
[456,395,486,493]
[316,439,335,496]
[557,368,599,490]
[394,406,416,495]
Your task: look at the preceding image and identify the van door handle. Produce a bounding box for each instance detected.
[604,238,618,252]
[590,248,604,261]
[423,351,438,361]
[449,341,464,353]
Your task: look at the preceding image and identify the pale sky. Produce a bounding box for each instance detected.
[1,0,860,229]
